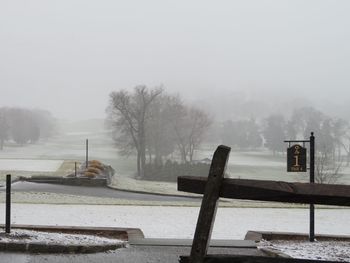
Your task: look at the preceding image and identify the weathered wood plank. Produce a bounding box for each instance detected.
[189,145,231,263]
[178,177,350,206]
[180,255,342,263]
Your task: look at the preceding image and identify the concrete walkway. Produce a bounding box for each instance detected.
[0,244,265,263]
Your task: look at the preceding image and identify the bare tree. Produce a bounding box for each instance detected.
[187,107,212,162]
[146,94,176,166]
[340,133,350,166]
[171,101,211,163]
[315,152,343,184]
[0,107,55,148]
[263,114,286,155]
[107,86,162,178]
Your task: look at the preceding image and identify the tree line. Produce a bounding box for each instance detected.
[107,86,350,182]
[221,106,349,160]
[106,86,211,178]
[220,106,350,184]
[0,107,55,149]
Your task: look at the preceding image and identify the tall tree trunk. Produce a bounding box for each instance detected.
[137,151,141,178]
[139,128,146,179]
[155,147,162,167]
[189,142,195,163]
[148,150,152,164]
[140,145,146,178]
[180,146,187,163]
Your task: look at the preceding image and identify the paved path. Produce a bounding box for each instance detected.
[0,181,199,202]
[0,245,265,263]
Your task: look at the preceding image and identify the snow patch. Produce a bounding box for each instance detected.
[0,229,123,246]
[259,240,350,262]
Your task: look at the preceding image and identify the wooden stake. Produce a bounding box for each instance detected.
[188,145,231,263]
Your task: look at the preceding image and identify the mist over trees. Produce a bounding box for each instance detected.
[0,109,9,150]
[263,115,287,155]
[106,86,211,179]
[217,105,349,184]
[0,107,55,149]
[105,85,350,184]
[261,107,349,160]
[218,106,349,160]
[221,118,262,149]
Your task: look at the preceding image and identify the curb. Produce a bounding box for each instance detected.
[0,224,144,241]
[245,230,350,241]
[0,225,144,254]
[107,185,202,200]
[19,176,107,187]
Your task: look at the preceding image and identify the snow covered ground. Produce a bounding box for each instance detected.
[0,204,348,261]
[0,229,123,246]
[1,204,349,240]
[0,159,63,172]
[259,240,350,262]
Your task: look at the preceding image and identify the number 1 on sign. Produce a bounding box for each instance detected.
[293,155,299,167]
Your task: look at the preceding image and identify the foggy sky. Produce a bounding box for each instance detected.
[1,0,350,120]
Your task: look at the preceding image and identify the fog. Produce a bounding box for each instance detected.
[1,0,350,120]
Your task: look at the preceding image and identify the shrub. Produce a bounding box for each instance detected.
[84,171,96,178]
[87,167,102,175]
[144,161,210,182]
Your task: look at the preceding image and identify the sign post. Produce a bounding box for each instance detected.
[284,132,315,242]
[86,139,89,169]
[309,132,315,242]
[6,174,11,234]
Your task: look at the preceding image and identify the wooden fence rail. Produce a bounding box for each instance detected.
[177,145,350,263]
[178,176,350,206]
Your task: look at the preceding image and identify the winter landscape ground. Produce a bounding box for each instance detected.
[0,122,349,261]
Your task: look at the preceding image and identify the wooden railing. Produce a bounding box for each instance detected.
[178,145,350,263]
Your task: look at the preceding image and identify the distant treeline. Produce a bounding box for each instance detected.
[219,106,350,164]
[0,107,55,149]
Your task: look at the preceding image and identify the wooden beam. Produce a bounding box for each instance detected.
[180,255,342,263]
[189,145,231,263]
[178,177,350,206]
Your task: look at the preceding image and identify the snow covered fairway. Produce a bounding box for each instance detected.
[1,204,349,239]
[0,159,63,172]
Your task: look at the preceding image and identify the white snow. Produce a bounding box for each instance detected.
[1,205,349,240]
[259,240,350,262]
[0,229,123,246]
[0,204,348,260]
[195,150,285,167]
[0,159,63,172]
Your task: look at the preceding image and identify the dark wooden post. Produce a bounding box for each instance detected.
[86,139,89,169]
[5,174,11,234]
[75,162,77,177]
[189,145,231,263]
[309,132,315,242]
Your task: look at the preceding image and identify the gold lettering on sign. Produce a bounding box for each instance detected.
[293,155,299,167]
[294,145,300,154]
